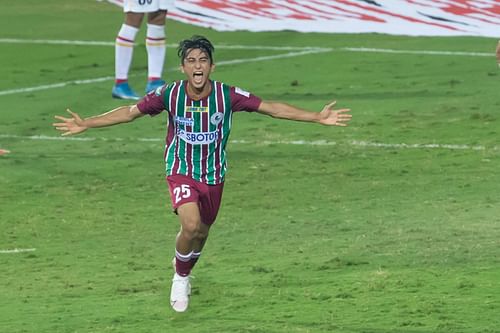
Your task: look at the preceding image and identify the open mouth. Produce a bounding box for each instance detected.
[193,71,204,84]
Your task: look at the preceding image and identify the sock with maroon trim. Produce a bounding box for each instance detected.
[190,251,201,270]
[175,250,193,277]
[146,23,166,80]
[115,24,138,82]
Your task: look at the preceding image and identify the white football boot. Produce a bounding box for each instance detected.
[170,273,191,312]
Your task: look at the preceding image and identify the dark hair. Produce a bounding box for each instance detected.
[177,35,215,64]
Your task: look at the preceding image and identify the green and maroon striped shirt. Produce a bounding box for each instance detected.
[137,80,262,184]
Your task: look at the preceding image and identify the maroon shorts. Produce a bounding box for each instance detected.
[166,174,224,226]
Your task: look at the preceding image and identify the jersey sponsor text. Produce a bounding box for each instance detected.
[177,128,220,145]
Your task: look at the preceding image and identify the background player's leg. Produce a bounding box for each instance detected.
[113,12,144,100]
[145,10,167,93]
[496,40,500,68]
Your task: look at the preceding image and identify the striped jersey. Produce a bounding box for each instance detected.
[137,80,262,185]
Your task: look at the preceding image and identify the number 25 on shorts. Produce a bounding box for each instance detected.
[173,184,191,204]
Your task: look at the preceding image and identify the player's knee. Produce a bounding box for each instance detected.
[197,227,209,241]
[180,218,201,240]
[148,10,166,25]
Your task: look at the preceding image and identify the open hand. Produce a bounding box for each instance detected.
[318,101,352,126]
[53,109,87,136]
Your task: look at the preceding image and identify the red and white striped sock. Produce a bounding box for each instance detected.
[146,24,166,80]
[115,24,138,82]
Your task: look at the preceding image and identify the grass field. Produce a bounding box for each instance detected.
[1,1,500,332]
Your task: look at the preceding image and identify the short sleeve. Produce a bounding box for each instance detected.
[230,86,262,112]
[136,84,167,116]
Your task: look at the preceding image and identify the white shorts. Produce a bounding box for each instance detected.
[123,0,174,13]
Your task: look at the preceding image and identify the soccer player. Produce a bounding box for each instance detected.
[112,0,175,100]
[496,40,500,68]
[53,35,352,312]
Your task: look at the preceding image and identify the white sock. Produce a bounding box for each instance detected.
[115,24,139,81]
[146,24,166,80]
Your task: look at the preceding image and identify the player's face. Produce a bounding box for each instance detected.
[181,48,215,91]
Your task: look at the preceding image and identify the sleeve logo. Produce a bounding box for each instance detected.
[235,87,250,98]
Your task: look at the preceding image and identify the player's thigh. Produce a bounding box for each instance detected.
[166,174,223,227]
[198,182,224,226]
[147,10,167,25]
[124,12,145,27]
[167,175,200,211]
[176,202,204,235]
[124,0,174,13]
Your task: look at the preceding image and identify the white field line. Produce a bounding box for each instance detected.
[342,47,492,57]
[0,38,326,51]
[0,49,329,97]
[0,248,36,254]
[0,38,493,57]
[0,76,114,96]
[0,38,493,97]
[0,134,497,151]
[216,48,331,65]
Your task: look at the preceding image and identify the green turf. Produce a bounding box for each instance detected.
[1,1,500,332]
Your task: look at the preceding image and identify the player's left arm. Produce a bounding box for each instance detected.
[257,100,352,126]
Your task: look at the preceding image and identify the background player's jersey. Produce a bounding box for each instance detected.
[137,80,262,184]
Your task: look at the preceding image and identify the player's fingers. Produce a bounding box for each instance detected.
[336,108,351,113]
[338,114,352,119]
[54,115,71,122]
[61,131,73,136]
[325,101,337,109]
[66,109,80,119]
[55,126,68,131]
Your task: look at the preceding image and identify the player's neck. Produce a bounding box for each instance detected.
[185,80,212,101]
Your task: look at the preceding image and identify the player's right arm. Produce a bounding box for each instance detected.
[53,105,144,136]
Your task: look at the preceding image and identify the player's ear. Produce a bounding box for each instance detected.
[180,65,185,73]
[210,63,215,73]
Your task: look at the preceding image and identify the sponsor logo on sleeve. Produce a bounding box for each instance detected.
[235,87,250,98]
[177,128,220,145]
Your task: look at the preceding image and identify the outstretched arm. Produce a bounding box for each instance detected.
[53,105,144,136]
[257,100,351,126]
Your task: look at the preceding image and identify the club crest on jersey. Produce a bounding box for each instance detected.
[177,129,219,145]
[175,116,194,126]
[210,112,224,125]
[186,106,208,113]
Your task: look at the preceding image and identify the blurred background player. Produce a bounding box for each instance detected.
[496,40,500,68]
[112,0,175,100]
